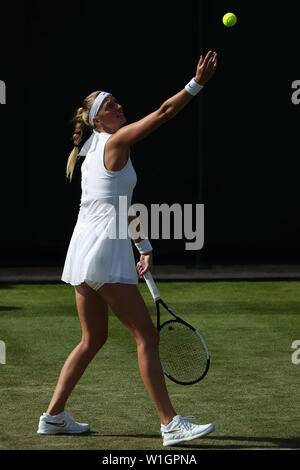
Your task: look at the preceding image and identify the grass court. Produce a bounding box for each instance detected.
[0,281,299,450]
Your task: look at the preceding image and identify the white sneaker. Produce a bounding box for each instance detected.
[161,415,214,446]
[37,410,90,435]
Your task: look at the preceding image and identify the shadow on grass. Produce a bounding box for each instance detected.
[180,435,300,450]
[86,433,300,449]
[76,432,159,439]
[0,306,22,311]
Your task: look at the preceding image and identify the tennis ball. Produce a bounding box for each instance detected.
[223,12,237,27]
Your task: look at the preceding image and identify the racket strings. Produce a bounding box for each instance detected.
[159,321,208,383]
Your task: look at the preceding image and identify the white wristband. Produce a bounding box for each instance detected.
[185,78,204,96]
[134,239,153,254]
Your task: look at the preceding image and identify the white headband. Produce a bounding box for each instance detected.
[88,91,111,127]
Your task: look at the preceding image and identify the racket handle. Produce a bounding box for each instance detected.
[138,261,161,301]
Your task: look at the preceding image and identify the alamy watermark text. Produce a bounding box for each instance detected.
[85,196,204,251]
[0,340,6,364]
[0,80,6,104]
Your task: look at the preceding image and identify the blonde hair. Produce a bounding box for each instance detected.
[66,91,102,182]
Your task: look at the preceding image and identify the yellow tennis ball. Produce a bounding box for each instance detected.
[223,12,237,27]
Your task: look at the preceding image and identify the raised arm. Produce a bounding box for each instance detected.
[109,50,217,148]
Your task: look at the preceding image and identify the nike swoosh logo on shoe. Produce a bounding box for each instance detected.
[45,421,66,427]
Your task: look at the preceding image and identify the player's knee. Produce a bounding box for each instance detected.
[137,326,160,350]
[81,333,108,355]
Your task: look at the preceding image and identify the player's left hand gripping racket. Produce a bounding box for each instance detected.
[140,264,210,385]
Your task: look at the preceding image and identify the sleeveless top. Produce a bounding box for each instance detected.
[61,131,139,287]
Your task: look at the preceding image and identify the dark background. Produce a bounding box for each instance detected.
[0,0,299,268]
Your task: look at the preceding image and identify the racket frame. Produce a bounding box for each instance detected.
[140,262,210,385]
[155,297,210,385]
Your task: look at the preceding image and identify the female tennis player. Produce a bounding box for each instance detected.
[37,51,217,446]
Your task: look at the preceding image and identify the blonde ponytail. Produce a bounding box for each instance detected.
[66,91,102,182]
[66,107,85,181]
[66,147,79,182]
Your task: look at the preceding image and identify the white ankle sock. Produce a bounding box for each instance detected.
[44,411,65,419]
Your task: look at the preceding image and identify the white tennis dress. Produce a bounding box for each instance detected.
[61,131,139,290]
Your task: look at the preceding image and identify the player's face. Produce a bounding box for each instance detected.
[95,95,126,133]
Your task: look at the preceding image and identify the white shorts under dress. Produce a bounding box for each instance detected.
[61,131,139,291]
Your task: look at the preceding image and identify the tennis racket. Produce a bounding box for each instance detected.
[140,263,210,385]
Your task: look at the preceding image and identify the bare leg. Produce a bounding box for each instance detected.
[46,283,108,416]
[98,283,176,426]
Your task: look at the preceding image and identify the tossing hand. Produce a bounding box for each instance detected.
[194,50,218,86]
